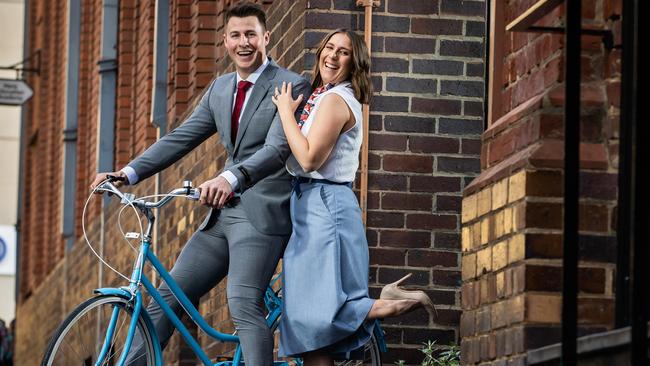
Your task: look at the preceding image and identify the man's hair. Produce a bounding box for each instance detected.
[224,1,267,30]
[311,29,373,104]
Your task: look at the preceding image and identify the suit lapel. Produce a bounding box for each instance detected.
[233,61,279,154]
[217,74,236,152]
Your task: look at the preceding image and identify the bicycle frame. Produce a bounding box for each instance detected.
[95,236,286,366]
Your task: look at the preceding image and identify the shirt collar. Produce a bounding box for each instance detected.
[236,57,269,85]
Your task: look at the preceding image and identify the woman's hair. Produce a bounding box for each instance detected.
[311,29,373,104]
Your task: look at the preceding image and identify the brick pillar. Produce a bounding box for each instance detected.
[459,1,622,364]
[460,108,618,365]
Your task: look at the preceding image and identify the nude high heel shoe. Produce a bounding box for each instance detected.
[380,273,438,317]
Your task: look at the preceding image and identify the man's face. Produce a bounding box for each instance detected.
[223,16,269,79]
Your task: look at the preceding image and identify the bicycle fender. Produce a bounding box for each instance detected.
[94,287,133,298]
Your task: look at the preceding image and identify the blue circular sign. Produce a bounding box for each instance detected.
[0,237,6,262]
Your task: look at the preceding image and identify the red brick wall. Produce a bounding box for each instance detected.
[114,0,158,168]
[17,1,486,364]
[74,0,103,236]
[460,1,622,365]
[19,0,68,298]
[500,0,564,116]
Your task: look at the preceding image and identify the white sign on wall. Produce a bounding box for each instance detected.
[0,79,33,106]
[0,225,16,275]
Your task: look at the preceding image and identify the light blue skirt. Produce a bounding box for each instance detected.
[279,181,375,358]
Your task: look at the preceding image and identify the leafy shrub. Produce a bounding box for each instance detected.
[395,341,460,366]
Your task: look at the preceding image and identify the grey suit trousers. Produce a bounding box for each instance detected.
[127,200,288,365]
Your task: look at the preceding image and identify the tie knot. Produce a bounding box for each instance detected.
[238,80,253,92]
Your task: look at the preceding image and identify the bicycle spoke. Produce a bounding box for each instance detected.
[124,351,148,366]
[101,312,129,365]
[99,313,151,366]
[60,337,86,365]
[43,297,155,366]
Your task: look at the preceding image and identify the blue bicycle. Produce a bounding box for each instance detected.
[41,178,386,366]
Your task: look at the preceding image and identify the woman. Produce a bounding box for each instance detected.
[272,29,436,365]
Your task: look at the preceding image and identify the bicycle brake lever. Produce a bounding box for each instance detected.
[106,174,127,183]
[188,188,201,201]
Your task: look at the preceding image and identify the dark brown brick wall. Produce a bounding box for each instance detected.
[301,1,486,362]
[17,1,485,364]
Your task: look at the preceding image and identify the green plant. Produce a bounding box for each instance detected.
[395,341,460,366]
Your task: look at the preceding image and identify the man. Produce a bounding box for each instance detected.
[91,2,311,364]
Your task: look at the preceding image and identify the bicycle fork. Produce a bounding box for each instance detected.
[95,240,149,366]
[94,292,143,366]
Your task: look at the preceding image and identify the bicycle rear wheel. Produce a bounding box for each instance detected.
[268,310,381,366]
[269,330,381,366]
[333,333,382,366]
[41,295,156,366]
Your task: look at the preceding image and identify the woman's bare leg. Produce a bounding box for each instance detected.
[303,351,335,366]
[367,299,421,319]
[301,300,419,365]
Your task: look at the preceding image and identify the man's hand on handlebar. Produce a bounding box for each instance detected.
[90,171,129,193]
[198,176,233,209]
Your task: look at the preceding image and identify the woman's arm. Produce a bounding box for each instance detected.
[273,82,352,172]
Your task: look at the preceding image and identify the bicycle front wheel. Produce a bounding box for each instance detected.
[42,295,156,366]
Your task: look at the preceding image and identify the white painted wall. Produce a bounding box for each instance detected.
[0,0,25,323]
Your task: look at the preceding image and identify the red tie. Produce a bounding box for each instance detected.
[231,80,253,144]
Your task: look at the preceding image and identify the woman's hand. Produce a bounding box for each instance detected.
[271,82,303,115]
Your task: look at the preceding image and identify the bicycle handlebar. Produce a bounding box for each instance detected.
[96,179,200,210]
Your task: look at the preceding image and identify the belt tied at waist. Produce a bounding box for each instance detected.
[291,177,352,198]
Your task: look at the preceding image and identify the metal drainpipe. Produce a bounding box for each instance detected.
[15,0,31,304]
[626,1,647,364]
[561,0,581,364]
[151,0,169,286]
[151,0,169,137]
[483,1,490,130]
[97,0,119,289]
[356,0,378,226]
[97,0,118,175]
[615,0,636,331]
[63,0,81,250]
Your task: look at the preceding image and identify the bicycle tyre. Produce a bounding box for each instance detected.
[41,295,156,366]
[333,333,382,366]
[269,317,381,366]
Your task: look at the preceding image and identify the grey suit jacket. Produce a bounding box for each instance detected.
[129,59,311,235]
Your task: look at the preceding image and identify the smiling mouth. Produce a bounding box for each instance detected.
[324,62,339,70]
[237,50,254,57]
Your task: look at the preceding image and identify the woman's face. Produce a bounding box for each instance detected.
[318,33,353,85]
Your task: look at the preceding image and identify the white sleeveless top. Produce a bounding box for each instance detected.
[286,81,363,183]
